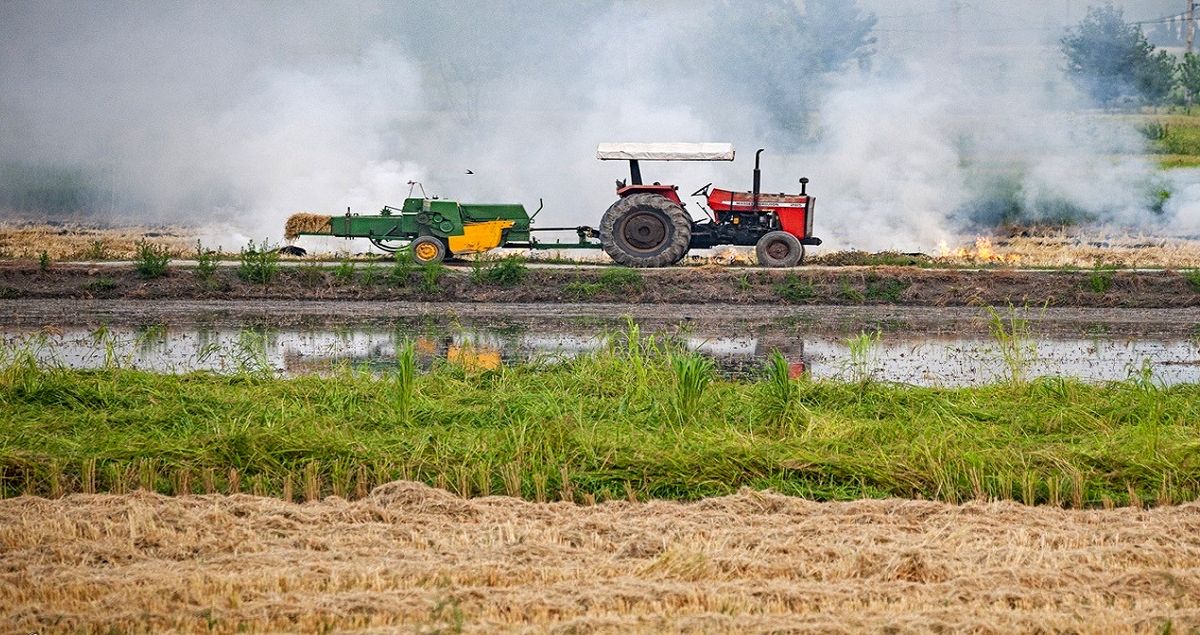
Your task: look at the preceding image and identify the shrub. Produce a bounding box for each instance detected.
[238,240,279,284]
[194,241,218,282]
[333,259,355,285]
[421,262,446,294]
[776,274,815,302]
[476,255,527,287]
[1088,260,1117,294]
[38,251,50,272]
[134,239,171,279]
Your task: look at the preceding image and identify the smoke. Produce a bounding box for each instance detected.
[0,0,1194,252]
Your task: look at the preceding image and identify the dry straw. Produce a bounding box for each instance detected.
[2,482,1199,633]
[283,213,332,240]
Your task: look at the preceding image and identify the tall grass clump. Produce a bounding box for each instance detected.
[194,240,218,282]
[988,305,1038,383]
[670,352,713,426]
[1088,259,1117,293]
[843,330,880,383]
[475,255,527,287]
[421,262,446,294]
[390,251,415,286]
[759,351,805,433]
[388,341,417,424]
[134,239,172,279]
[238,240,279,284]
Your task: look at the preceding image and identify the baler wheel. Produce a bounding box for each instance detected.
[755,231,804,267]
[411,236,447,265]
[599,193,691,267]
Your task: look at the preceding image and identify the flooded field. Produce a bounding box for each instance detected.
[6,322,1199,386]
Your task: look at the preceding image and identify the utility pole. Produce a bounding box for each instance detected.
[1188,0,1196,54]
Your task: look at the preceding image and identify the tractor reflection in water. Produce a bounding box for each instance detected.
[280,331,806,378]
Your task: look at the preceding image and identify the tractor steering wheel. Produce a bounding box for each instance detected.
[691,182,713,197]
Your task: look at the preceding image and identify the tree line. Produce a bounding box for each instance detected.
[1063,3,1200,109]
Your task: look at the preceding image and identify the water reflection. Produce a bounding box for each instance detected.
[3,325,1199,387]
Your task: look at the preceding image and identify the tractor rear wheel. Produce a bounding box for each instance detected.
[411,236,447,265]
[599,193,692,267]
[755,231,804,267]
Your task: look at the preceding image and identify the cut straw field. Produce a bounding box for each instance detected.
[3,484,1199,633]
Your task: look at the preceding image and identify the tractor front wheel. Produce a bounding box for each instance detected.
[411,236,447,265]
[755,231,804,267]
[599,193,692,267]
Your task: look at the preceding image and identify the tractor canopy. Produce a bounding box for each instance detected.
[596,142,734,162]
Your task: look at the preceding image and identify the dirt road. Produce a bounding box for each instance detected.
[3,483,1198,634]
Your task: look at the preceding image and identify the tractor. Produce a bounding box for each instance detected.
[596,143,820,267]
[283,143,820,267]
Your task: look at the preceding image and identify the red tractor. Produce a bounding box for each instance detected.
[597,143,820,267]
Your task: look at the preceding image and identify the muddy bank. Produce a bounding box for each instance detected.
[3,484,1198,634]
[4,298,1200,338]
[3,262,1200,308]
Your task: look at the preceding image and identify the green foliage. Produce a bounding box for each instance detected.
[297,262,325,288]
[987,305,1038,384]
[776,274,815,302]
[3,336,1200,506]
[670,352,713,426]
[1183,268,1200,292]
[843,330,880,383]
[360,262,381,286]
[1181,52,1200,105]
[864,276,909,302]
[85,277,116,293]
[421,262,446,294]
[564,267,643,298]
[474,255,527,287]
[237,240,279,284]
[133,239,171,279]
[38,250,49,272]
[1060,4,1175,107]
[390,251,415,286]
[837,280,865,303]
[83,239,109,260]
[333,259,355,284]
[194,241,218,282]
[1089,259,1117,293]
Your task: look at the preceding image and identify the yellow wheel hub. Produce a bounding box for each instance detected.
[414,242,439,261]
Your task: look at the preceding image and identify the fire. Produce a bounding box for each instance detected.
[937,237,1020,264]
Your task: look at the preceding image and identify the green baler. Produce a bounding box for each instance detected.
[285,196,598,264]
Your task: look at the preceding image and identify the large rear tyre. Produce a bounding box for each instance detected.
[599,193,692,267]
[755,231,804,267]
[411,236,447,265]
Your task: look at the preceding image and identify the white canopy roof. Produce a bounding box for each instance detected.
[596,142,735,162]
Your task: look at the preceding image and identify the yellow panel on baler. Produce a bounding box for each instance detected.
[447,220,515,255]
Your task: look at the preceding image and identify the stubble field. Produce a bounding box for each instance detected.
[4,482,1200,634]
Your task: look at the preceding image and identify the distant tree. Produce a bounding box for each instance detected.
[1179,52,1200,108]
[1061,4,1175,108]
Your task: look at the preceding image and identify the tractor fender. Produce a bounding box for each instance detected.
[617,184,683,206]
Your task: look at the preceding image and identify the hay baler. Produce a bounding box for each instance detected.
[285,194,598,264]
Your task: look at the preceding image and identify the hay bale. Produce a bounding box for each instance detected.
[284,213,332,240]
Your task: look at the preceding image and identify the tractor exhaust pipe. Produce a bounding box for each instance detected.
[752,148,764,211]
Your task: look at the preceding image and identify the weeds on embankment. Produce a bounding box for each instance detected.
[1,331,1199,507]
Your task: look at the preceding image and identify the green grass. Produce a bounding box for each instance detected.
[133,239,171,279]
[237,240,279,284]
[2,335,1199,507]
[564,267,643,298]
